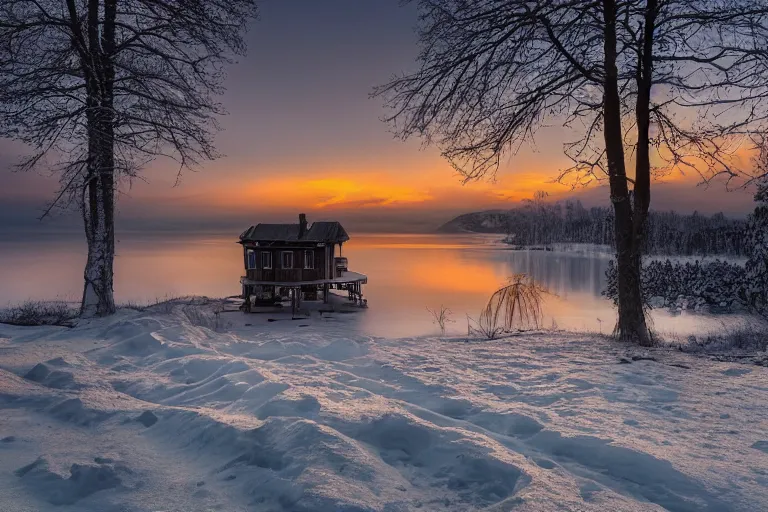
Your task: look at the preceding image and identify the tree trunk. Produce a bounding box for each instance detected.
[81,104,116,317]
[80,0,117,317]
[602,0,651,345]
[81,163,115,317]
[623,0,657,348]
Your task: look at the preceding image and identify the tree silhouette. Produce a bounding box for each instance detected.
[377,0,768,345]
[0,0,257,315]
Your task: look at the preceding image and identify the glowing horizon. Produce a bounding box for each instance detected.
[0,0,759,234]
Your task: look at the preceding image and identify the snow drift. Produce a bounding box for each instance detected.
[0,303,766,511]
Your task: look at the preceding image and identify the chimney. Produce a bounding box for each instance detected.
[298,213,307,239]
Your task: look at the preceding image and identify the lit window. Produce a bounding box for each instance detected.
[304,250,315,269]
[261,251,272,269]
[281,251,293,269]
[246,250,256,270]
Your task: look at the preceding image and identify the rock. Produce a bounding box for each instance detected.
[24,363,50,383]
[649,296,666,308]
[619,358,632,364]
[135,411,158,428]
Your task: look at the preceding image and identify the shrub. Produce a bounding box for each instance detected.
[0,301,78,326]
[604,258,747,312]
[427,305,454,335]
[469,274,550,339]
[678,321,768,354]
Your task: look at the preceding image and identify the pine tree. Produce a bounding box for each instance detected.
[743,178,768,317]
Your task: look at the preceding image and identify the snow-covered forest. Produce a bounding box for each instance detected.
[603,180,768,316]
[441,200,748,256]
[501,200,747,256]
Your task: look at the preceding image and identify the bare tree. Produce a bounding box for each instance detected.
[376,0,768,346]
[0,0,257,316]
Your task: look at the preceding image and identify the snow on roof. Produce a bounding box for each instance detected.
[239,221,349,243]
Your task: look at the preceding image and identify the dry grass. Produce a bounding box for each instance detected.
[427,305,454,335]
[676,320,768,355]
[0,300,79,327]
[181,301,229,332]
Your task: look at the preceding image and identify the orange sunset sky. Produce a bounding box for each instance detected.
[0,0,758,234]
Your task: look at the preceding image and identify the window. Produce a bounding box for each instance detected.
[281,251,294,269]
[304,250,315,269]
[261,251,272,269]
[246,249,256,270]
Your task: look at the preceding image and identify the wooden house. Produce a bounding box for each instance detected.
[238,214,367,312]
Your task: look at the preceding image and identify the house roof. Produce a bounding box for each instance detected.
[239,221,350,243]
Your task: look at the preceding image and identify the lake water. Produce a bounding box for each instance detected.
[0,232,746,338]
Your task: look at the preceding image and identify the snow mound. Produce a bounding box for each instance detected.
[135,410,158,427]
[315,338,369,361]
[255,394,321,420]
[24,363,81,390]
[345,413,526,505]
[15,457,122,506]
[24,363,50,382]
[48,398,111,426]
[469,410,545,438]
[528,430,731,511]
[1,307,766,511]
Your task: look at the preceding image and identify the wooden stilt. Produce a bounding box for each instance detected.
[243,286,251,313]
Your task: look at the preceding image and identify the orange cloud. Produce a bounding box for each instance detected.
[235,176,433,210]
[221,167,572,211]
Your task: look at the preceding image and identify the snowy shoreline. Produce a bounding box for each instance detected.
[1,302,767,511]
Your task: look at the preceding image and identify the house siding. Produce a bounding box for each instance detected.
[244,245,327,283]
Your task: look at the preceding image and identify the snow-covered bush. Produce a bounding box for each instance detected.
[742,178,768,317]
[680,320,768,355]
[604,259,747,312]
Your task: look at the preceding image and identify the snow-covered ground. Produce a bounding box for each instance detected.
[1,301,766,511]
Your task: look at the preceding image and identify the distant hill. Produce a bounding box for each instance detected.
[437,210,512,233]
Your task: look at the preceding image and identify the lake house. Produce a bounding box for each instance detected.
[238,214,367,312]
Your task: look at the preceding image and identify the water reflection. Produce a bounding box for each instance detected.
[0,232,748,338]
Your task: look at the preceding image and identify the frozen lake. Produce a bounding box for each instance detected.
[0,232,748,337]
